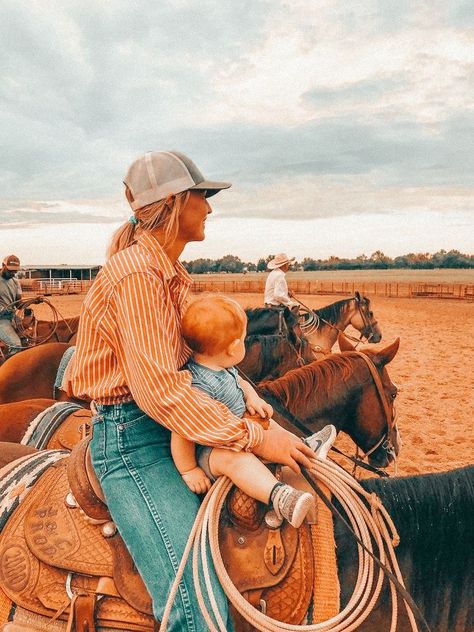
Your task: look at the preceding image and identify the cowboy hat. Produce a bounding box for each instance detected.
[267,253,296,270]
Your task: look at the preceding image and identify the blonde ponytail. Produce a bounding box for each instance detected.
[107,189,190,259]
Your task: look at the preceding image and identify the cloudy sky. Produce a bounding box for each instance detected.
[1,0,473,265]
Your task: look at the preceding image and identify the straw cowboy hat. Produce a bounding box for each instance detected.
[267,253,296,270]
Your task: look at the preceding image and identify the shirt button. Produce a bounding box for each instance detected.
[118,424,124,431]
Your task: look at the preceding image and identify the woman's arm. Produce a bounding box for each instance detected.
[113,271,264,452]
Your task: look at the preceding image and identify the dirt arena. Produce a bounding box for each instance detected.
[35,291,473,478]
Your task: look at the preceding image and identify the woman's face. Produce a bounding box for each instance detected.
[178,191,212,243]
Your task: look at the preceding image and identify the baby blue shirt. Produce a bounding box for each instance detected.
[184,358,246,417]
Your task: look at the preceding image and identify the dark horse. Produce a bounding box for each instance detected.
[0,308,313,404]
[0,340,399,472]
[338,466,473,631]
[0,440,470,631]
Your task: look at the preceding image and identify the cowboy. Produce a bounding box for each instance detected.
[0,255,23,355]
[264,252,298,308]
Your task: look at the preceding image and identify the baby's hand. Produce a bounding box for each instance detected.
[246,395,273,419]
[181,466,212,495]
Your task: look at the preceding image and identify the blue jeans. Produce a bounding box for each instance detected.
[0,318,22,354]
[90,401,233,631]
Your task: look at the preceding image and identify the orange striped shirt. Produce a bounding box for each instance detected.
[68,232,263,451]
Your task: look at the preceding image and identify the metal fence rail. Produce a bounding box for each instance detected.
[191,280,474,300]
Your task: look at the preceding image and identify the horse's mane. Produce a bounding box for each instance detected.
[314,298,353,324]
[362,466,474,627]
[259,352,357,408]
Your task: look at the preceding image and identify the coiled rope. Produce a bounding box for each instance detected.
[0,296,72,346]
[161,457,421,632]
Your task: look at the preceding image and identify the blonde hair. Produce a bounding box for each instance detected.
[107,188,190,259]
[182,295,247,355]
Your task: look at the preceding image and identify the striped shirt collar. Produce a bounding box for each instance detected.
[138,232,192,285]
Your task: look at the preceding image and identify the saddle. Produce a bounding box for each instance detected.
[0,438,319,631]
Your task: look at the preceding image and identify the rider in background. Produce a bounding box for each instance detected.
[264,253,299,308]
[0,255,23,355]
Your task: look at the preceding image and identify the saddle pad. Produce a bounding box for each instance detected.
[0,450,68,533]
[21,402,82,449]
[53,346,76,392]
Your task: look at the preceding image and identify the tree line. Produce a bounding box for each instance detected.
[182,249,473,274]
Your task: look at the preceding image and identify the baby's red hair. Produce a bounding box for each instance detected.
[182,294,247,355]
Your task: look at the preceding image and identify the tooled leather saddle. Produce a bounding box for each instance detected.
[0,438,316,631]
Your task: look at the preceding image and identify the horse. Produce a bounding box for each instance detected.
[298,292,382,355]
[0,339,400,474]
[259,336,401,468]
[0,439,470,631]
[0,309,313,404]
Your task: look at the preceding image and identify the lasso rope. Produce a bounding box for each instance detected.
[1,296,73,347]
[160,457,421,632]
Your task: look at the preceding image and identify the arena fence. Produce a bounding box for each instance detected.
[191,280,474,301]
[21,278,94,295]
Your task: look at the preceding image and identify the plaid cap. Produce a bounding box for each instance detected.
[124,151,231,211]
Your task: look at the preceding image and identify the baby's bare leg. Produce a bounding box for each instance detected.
[208,448,277,504]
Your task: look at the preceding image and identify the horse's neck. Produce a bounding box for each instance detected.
[309,300,354,352]
[261,366,358,435]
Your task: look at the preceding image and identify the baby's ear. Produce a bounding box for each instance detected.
[227,339,241,356]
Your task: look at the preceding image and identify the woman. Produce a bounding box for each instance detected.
[69,150,314,630]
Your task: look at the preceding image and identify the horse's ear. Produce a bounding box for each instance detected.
[354,291,361,302]
[373,338,400,366]
[338,333,356,351]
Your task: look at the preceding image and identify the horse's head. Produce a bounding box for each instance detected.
[350,291,382,343]
[339,334,401,468]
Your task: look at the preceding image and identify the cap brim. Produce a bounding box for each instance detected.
[190,180,232,198]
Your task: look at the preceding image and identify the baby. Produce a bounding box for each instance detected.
[172,294,335,528]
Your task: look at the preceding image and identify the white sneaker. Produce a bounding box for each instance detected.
[272,484,314,529]
[304,425,337,460]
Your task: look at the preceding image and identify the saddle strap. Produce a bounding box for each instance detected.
[66,593,96,632]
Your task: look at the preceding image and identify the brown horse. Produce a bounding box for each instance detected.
[0,340,400,473]
[0,440,470,631]
[0,314,313,405]
[298,292,382,355]
[259,336,401,468]
[21,315,80,344]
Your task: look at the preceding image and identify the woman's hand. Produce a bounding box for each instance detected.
[252,424,315,474]
[181,466,212,495]
[245,393,273,419]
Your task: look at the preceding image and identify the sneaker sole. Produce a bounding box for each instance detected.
[289,493,314,529]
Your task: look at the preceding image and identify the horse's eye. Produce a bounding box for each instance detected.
[369,311,374,317]
[391,392,397,399]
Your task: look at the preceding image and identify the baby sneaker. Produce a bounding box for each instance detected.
[271,484,314,528]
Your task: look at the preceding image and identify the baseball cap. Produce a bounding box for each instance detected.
[2,255,20,270]
[124,151,232,211]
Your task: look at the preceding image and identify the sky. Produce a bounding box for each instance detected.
[0,0,473,266]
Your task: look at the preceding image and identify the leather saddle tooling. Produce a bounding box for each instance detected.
[0,437,315,631]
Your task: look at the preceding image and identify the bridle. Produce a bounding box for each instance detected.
[349,351,398,473]
[355,298,379,343]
